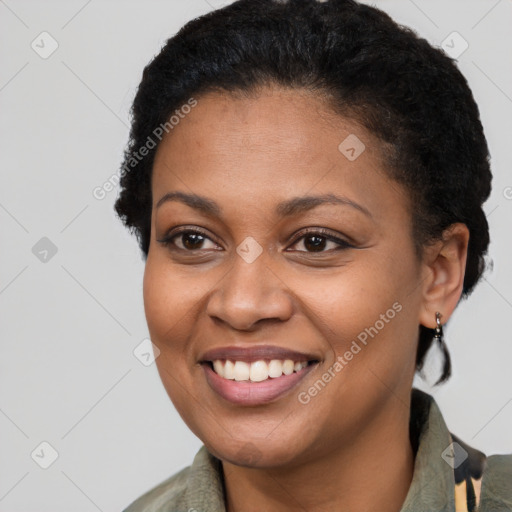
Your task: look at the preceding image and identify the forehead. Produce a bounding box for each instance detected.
[151,87,404,218]
[155,87,374,157]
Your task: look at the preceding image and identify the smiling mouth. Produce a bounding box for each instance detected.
[205,359,317,382]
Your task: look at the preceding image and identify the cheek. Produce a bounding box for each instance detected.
[142,255,197,354]
[142,252,227,372]
[142,256,203,416]
[143,260,173,340]
[143,252,200,329]
[308,250,419,372]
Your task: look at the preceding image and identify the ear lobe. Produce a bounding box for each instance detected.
[418,223,470,329]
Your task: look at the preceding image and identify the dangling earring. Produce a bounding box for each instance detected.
[433,311,451,383]
[434,311,443,343]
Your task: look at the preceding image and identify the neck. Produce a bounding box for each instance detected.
[222,400,415,512]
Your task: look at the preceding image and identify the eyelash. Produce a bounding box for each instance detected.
[157,226,353,253]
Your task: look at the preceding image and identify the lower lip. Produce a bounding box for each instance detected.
[202,363,317,406]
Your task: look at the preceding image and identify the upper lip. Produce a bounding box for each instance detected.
[199,344,320,363]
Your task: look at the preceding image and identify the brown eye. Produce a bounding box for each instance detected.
[157,228,219,251]
[288,229,353,253]
[180,232,206,250]
[303,234,328,252]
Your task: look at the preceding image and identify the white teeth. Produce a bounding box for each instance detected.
[249,360,268,382]
[234,361,250,381]
[211,359,309,382]
[224,360,235,379]
[268,359,283,378]
[282,359,294,375]
[213,360,224,378]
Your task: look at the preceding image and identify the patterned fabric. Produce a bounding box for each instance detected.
[123,389,512,511]
[451,434,486,511]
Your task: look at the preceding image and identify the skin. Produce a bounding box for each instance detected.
[144,85,469,512]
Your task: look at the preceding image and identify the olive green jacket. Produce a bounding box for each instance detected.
[123,389,512,511]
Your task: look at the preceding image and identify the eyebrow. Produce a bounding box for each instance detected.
[156,191,372,219]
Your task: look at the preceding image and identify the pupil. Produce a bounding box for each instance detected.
[305,235,326,252]
[183,233,204,249]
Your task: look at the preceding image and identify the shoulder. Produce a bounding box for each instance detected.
[122,445,225,512]
[122,466,191,512]
[480,453,512,510]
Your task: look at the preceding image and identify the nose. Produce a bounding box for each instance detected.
[206,252,294,331]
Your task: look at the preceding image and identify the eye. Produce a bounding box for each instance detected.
[157,228,220,251]
[287,228,353,253]
[157,227,353,254]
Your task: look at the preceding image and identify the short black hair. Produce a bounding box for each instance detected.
[114,0,492,384]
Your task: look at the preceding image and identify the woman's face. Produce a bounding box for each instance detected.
[144,87,428,468]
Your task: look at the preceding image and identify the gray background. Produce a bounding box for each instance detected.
[1,0,511,510]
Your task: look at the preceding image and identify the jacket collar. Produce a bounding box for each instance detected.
[182,388,456,512]
[400,388,455,512]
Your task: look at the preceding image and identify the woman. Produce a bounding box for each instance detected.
[115,0,511,510]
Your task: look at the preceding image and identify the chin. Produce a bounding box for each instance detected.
[205,436,306,469]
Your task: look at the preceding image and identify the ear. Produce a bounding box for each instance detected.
[418,223,470,329]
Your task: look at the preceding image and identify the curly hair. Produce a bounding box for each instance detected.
[114,0,492,384]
